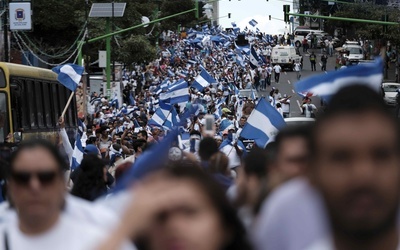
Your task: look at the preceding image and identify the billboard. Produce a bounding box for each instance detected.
[9,2,32,31]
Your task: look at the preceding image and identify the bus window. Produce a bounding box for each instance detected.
[35,82,44,128]
[51,84,60,124]
[42,82,52,127]
[26,81,37,128]
[58,85,66,122]
[0,69,5,88]
[0,93,8,142]
[10,83,22,132]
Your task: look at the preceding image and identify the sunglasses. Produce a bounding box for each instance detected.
[10,170,59,186]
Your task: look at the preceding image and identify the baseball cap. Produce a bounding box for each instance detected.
[84,144,99,155]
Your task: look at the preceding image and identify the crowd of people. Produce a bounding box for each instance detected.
[0,27,398,250]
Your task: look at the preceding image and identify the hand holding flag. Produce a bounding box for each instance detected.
[52,63,85,117]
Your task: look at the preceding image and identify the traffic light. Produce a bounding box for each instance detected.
[283,5,290,23]
[228,13,231,18]
[269,15,271,20]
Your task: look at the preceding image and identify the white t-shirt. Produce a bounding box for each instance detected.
[273,65,282,73]
[294,63,301,72]
[302,103,317,118]
[220,143,243,169]
[281,99,290,113]
[0,214,132,250]
[251,178,329,250]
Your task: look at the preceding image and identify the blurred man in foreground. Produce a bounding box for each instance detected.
[307,85,400,250]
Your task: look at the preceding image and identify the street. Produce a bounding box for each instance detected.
[258,48,337,117]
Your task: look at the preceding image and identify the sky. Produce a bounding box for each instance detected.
[217,0,294,35]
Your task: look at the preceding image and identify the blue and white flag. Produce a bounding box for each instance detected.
[148,100,173,128]
[70,119,85,170]
[295,58,383,101]
[52,64,84,92]
[236,52,246,68]
[249,45,261,69]
[159,79,189,104]
[256,27,260,33]
[192,67,216,91]
[235,42,250,55]
[240,98,286,148]
[249,19,258,27]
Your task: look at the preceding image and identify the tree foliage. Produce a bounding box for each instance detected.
[115,35,157,65]
[159,0,200,31]
[325,3,400,44]
[14,0,202,66]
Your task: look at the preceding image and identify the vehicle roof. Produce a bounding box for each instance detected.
[284,117,315,122]
[343,44,362,48]
[382,82,400,86]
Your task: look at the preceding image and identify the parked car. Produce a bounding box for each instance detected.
[382,82,400,106]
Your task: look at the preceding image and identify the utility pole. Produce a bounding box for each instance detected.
[3,0,8,62]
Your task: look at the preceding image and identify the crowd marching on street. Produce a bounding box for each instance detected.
[0,22,399,250]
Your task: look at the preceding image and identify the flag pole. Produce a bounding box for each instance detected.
[61,92,75,117]
[162,107,174,128]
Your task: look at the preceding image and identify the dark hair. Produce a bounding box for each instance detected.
[8,139,68,176]
[70,155,107,201]
[138,130,148,140]
[275,124,311,154]
[309,85,400,153]
[208,152,229,175]
[243,147,268,177]
[155,165,252,250]
[198,137,219,161]
[132,139,147,152]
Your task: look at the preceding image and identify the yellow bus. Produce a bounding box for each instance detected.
[0,63,77,144]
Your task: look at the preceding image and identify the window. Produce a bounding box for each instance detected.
[35,82,44,128]
[0,92,8,142]
[0,69,6,88]
[42,82,53,127]
[51,83,60,125]
[26,81,37,128]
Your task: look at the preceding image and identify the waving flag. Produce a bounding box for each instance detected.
[240,98,286,148]
[236,52,246,67]
[52,64,84,92]
[295,58,383,102]
[249,19,258,27]
[249,45,261,69]
[192,67,216,91]
[160,79,189,104]
[70,119,85,170]
[113,107,198,192]
[235,42,250,55]
[149,100,180,129]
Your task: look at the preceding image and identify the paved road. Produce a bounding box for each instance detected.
[258,48,337,117]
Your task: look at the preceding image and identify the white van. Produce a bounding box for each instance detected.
[271,46,302,70]
[293,28,324,47]
[342,44,364,62]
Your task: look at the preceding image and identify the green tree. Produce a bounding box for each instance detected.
[115,35,157,65]
[325,3,400,44]
[159,0,200,31]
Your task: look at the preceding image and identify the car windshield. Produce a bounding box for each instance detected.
[383,85,399,92]
[280,52,289,56]
[349,48,363,54]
